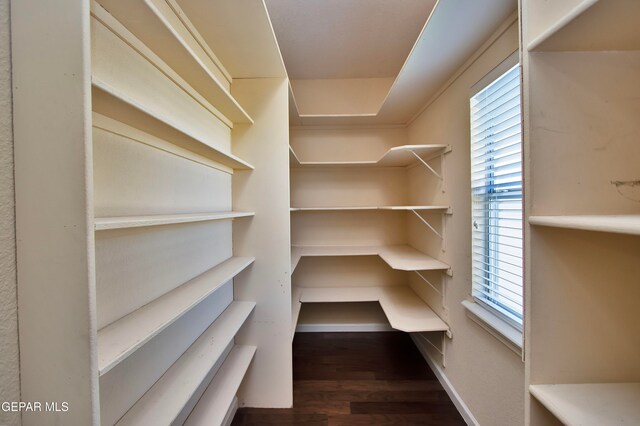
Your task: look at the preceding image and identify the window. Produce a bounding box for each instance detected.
[470,59,523,330]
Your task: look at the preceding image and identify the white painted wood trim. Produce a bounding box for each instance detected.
[529,215,640,236]
[98,261,254,375]
[411,334,480,426]
[529,383,640,426]
[299,286,449,333]
[461,300,522,356]
[221,396,238,426]
[184,345,257,426]
[115,301,255,425]
[95,211,254,231]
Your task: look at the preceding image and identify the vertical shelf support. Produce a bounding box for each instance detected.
[417,331,449,367]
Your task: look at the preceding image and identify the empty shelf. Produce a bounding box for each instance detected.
[92,80,254,170]
[291,205,450,212]
[299,286,449,333]
[292,245,450,272]
[115,301,255,425]
[91,0,252,124]
[95,211,254,231]
[98,257,254,375]
[529,215,640,236]
[529,383,640,425]
[183,345,257,426]
[291,286,303,340]
[290,144,450,168]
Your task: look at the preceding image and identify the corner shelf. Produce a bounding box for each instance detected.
[527,0,640,52]
[529,383,640,425]
[291,245,451,273]
[529,215,640,236]
[92,80,254,171]
[95,211,254,231]
[183,345,257,426]
[289,144,451,168]
[115,301,255,425]
[291,205,451,213]
[298,286,449,333]
[98,257,254,375]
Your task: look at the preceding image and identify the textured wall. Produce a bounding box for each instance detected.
[0,0,21,426]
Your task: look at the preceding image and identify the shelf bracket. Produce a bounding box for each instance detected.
[411,210,443,239]
[408,146,451,193]
[410,209,448,252]
[417,332,449,367]
[409,150,442,180]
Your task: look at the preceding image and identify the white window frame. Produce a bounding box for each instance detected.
[464,50,523,352]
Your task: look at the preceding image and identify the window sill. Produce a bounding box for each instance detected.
[461,300,522,356]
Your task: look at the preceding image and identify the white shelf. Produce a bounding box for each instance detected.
[292,245,450,272]
[183,345,257,426]
[295,302,392,333]
[98,257,254,375]
[529,215,640,236]
[92,80,254,170]
[289,145,301,166]
[289,144,450,168]
[95,211,254,231]
[91,0,253,124]
[290,205,451,213]
[115,301,255,425]
[529,383,640,425]
[298,286,449,333]
[527,0,640,52]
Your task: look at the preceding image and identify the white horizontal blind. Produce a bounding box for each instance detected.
[470,63,523,328]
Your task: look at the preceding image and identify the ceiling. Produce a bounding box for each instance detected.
[265,0,437,80]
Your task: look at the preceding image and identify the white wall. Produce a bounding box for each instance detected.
[408,18,525,426]
[0,1,21,425]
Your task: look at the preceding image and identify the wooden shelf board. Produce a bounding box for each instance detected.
[98,257,254,375]
[527,0,640,52]
[292,245,450,272]
[91,0,253,124]
[529,383,640,426]
[115,301,255,425]
[298,286,449,333]
[95,211,254,231]
[296,302,392,332]
[529,215,640,236]
[183,345,257,426]
[290,144,450,168]
[92,80,254,170]
[290,206,450,212]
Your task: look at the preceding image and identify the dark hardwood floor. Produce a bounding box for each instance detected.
[232,332,466,426]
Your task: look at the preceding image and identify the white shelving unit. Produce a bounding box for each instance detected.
[299,286,449,333]
[115,302,255,425]
[95,212,254,231]
[522,1,640,424]
[529,383,640,426]
[291,205,450,212]
[98,256,254,374]
[529,215,640,236]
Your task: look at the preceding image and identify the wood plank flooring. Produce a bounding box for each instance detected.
[232,332,466,425]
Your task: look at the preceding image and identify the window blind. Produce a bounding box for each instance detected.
[470,63,523,328]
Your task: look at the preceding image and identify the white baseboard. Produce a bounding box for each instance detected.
[295,323,394,332]
[411,334,479,426]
